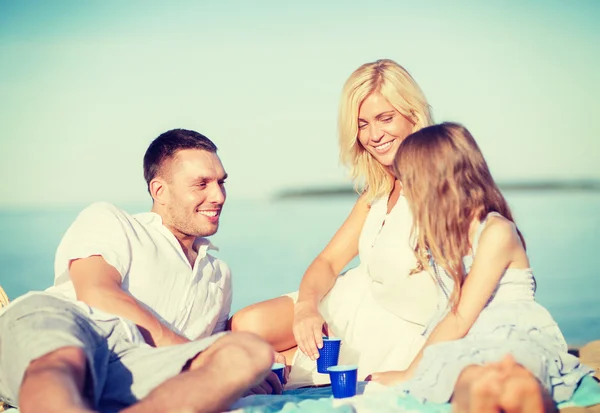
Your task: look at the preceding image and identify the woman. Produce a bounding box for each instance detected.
[231,59,439,388]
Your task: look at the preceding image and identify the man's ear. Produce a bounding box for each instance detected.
[149,178,168,205]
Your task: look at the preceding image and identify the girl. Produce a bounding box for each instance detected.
[370,122,593,412]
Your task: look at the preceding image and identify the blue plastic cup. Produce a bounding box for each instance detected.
[271,362,285,384]
[316,337,341,374]
[327,365,358,398]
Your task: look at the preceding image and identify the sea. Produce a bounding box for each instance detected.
[1,192,599,346]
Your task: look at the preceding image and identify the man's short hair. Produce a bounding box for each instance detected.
[143,129,218,193]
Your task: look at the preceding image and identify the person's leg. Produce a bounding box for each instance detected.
[0,294,103,413]
[279,346,298,367]
[451,355,557,413]
[122,332,273,413]
[230,296,296,353]
[19,347,94,413]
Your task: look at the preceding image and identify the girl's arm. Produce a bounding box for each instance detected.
[371,217,523,384]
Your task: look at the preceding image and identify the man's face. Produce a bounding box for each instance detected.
[162,149,227,239]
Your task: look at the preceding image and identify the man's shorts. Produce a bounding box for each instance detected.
[0,293,224,412]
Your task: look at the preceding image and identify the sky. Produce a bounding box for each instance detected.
[1,0,599,208]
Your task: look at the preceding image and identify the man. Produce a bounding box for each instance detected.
[0,129,280,413]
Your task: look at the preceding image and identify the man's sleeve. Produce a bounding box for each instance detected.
[213,260,232,334]
[54,202,133,285]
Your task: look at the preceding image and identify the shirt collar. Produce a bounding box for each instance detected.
[194,237,219,253]
[135,211,219,252]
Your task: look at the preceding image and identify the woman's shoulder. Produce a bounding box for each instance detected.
[360,184,394,208]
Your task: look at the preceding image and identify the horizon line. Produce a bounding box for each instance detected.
[275,179,600,199]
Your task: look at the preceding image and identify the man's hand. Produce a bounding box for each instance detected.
[243,350,288,396]
[273,351,289,384]
[243,371,283,396]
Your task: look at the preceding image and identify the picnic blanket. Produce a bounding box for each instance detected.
[229,376,600,413]
[1,371,598,413]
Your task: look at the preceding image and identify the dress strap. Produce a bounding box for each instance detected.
[472,212,503,254]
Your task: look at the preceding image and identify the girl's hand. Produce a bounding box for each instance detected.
[293,301,328,360]
[366,370,411,386]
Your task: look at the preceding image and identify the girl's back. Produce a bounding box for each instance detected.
[385,122,593,406]
[464,212,568,351]
[403,211,590,404]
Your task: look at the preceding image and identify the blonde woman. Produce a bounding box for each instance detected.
[232,59,439,387]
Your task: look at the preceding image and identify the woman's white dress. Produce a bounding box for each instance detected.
[286,195,438,389]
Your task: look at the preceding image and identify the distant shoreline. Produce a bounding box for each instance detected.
[275,180,600,199]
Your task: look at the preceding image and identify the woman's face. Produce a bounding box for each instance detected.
[357,92,414,167]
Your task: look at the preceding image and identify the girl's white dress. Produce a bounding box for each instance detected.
[399,212,594,403]
[286,196,438,389]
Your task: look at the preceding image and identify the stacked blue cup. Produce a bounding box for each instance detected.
[271,362,285,384]
[316,337,342,374]
[327,365,358,398]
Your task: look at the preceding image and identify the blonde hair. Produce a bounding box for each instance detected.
[393,122,524,309]
[339,59,433,203]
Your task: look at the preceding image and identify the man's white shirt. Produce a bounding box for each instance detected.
[46,202,232,339]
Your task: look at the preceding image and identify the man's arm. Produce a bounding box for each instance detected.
[70,255,189,347]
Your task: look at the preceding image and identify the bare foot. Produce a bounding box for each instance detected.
[452,355,557,413]
[453,363,504,413]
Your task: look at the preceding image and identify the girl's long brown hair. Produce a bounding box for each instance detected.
[393,122,524,310]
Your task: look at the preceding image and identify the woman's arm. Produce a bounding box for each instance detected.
[293,193,370,359]
[372,217,523,384]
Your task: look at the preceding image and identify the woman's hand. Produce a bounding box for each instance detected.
[366,370,412,386]
[293,301,328,360]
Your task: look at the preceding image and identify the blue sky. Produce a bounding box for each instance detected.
[1,0,599,207]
